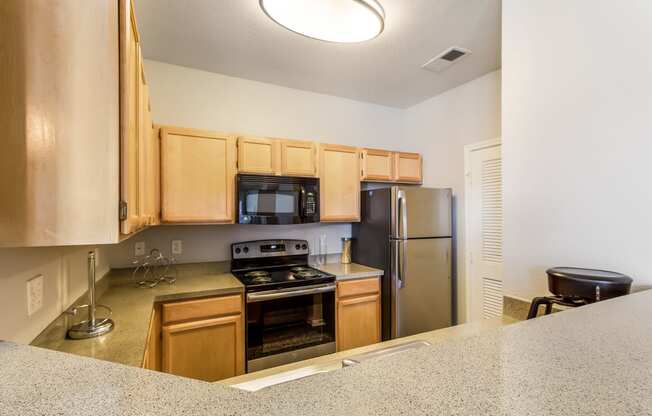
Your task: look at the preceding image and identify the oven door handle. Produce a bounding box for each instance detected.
[246,283,336,303]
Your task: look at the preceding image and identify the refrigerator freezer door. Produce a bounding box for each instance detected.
[392,188,452,239]
[391,238,452,338]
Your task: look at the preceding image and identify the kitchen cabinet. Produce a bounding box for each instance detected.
[336,277,381,352]
[319,144,361,222]
[361,148,394,182]
[280,139,317,177]
[1,0,120,246]
[120,0,158,235]
[394,152,423,183]
[160,126,236,223]
[237,137,278,175]
[237,137,317,177]
[160,295,244,382]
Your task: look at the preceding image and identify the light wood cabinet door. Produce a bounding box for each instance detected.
[142,306,161,371]
[161,127,236,223]
[336,277,381,352]
[145,125,161,226]
[162,314,244,382]
[361,148,394,182]
[394,152,423,183]
[119,0,143,235]
[319,144,361,222]
[280,139,317,177]
[237,137,278,175]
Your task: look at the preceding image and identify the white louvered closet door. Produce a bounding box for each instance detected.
[468,143,503,322]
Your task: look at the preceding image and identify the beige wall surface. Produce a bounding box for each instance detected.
[502,0,652,300]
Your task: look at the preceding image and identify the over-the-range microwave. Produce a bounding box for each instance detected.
[237,174,319,224]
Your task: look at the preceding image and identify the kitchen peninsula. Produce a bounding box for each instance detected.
[4,290,652,415]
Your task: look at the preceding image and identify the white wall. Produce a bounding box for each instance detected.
[0,246,109,344]
[404,71,502,322]
[502,0,652,300]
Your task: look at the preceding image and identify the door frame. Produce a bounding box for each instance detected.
[463,138,501,322]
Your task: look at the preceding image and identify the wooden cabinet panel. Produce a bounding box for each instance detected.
[160,127,236,223]
[336,277,381,352]
[237,137,278,175]
[161,295,242,325]
[119,0,142,235]
[142,306,161,371]
[361,148,394,182]
[145,125,161,226]
[162,314,244,382]
[280,139,317,177]
[319,144,361,222]
[337,277,381,298]
[394,152,423,183]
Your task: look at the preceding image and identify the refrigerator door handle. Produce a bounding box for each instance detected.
[399,240,407,287]
[397,190,408,239]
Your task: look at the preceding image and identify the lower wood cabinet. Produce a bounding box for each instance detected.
[336,277,381,352]
[144,294,245,382]
[162,314,244,381]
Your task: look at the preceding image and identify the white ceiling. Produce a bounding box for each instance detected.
[135,0,501,108]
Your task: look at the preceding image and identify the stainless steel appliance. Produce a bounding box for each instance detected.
[237,175,319,224]
[231,239,336,372]
[352,187,453,340]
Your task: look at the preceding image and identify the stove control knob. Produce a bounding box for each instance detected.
[235,247,241,254]
[243,246,249,254]
[295,244,301,250]
[301,243,307,250]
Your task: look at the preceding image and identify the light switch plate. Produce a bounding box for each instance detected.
[171,240,183,255]
[27,274,44,316]
[134,241,146,256]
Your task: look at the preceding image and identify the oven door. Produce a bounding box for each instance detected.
[245,283,336,373]
[237,175,319,224]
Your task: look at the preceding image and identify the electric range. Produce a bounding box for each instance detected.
[230,239,336,373]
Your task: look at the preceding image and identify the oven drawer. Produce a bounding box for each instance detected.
[337,277,380,299]
[162,294,242,325]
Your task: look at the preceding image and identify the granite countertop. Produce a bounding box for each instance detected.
[8,289,652,415]
[31,262,243,368]
[313,262,383,280]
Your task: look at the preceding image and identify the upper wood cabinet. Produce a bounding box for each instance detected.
[361,148,394,182]
[160,126,236,224]
[237,137,278,175]
[394,152,423,183]
[336,277,381,352]
[280,139,317,177]
[120,1,158,236]
[1,1,121,247]
[319,144,361,222]
[237,137,318,177]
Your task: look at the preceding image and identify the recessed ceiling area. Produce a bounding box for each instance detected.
[135,0,501,108]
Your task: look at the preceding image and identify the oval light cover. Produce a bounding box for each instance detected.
[260,0,385,43]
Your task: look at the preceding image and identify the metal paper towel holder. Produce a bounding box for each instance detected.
[67,251,114,339]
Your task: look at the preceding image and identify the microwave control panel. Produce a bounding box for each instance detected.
[303,191,317,215]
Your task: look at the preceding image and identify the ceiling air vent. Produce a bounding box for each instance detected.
[421,47,472,73]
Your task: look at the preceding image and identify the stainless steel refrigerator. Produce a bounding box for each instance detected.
[352,187,453,340]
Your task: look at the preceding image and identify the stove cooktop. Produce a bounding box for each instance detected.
[232,265,335,292]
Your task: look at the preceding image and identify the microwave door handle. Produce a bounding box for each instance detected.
[299,187,306,216]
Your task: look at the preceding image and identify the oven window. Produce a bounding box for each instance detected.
[245,191,297,215]
[246,292,335,362]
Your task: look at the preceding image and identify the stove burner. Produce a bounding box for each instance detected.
[245,271,272,283]
[290,267,312,273]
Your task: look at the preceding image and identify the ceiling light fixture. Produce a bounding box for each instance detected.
[259,0,385,44]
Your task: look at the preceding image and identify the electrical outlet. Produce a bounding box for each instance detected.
[171,240,183,255]
[134,241,146,256]
[27,274,44,316]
